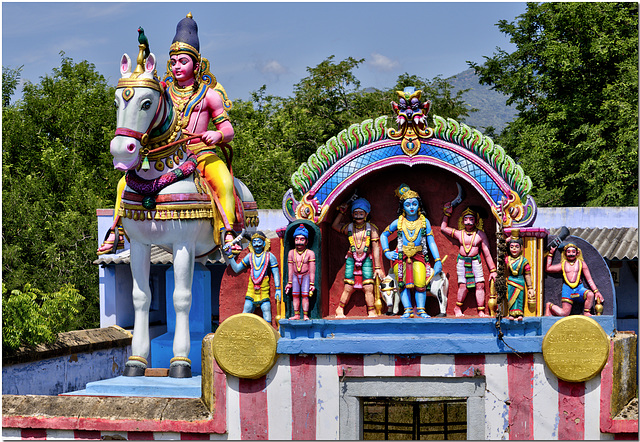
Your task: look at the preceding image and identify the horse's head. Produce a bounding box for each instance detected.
[111,51,164,171]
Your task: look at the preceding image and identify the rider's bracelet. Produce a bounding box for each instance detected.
[383,248,390,253]
[434,257,441,262]
[489,268,496,272]
[216,130,225,142]
[374,266,381,270]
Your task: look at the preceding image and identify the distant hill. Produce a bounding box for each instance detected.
[446,68,518,134]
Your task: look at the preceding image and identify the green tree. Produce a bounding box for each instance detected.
[2,54,118,335]
[230,56,476,208]
[469,2,638,206]
[2,284,84,352]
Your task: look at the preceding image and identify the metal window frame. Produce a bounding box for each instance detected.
[339,377,486,440]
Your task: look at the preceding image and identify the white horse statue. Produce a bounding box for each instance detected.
[110,46,255,378]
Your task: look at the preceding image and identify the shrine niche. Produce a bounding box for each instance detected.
[281,87,538,318]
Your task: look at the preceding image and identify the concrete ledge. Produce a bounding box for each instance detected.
[277,316,616,355]
[3,326,132,366]
[2,395,220,434]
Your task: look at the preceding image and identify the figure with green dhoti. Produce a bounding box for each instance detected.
[505,230,535,320]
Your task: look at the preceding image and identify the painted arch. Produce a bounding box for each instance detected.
[282,115,537,228]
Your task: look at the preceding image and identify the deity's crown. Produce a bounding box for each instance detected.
[170,13,201,61]
[395,183,419,200]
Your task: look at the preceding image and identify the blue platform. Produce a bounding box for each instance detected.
[276,316,616,355]
[62,375,202,398]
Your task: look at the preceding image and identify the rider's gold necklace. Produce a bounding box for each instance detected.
[462,230,477,254]
[295,249,308,273]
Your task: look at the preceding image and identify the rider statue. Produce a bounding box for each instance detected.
[98,13,236,254]
[225,231,281,323]
[380,184,443,318]
[331,198,385,318]
[441,205,497,317]
[545,242,604,316]
[285,224,316,320]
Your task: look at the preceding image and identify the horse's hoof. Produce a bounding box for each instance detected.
[123,364,146,377]
[169,364,192,378]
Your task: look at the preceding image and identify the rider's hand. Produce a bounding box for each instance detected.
[275,289,282,302]
[201,130,222,146]
[434,261,443,275]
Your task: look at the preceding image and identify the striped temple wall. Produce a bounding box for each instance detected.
[3,339,634,440]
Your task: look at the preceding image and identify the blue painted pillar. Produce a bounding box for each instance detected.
[150,263,211,374]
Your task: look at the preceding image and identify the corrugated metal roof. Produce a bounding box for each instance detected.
[93,230,279,266]
[93,245,226,266]
[549,227,638,261]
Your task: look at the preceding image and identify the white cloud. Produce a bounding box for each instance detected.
[259,60,288,75]
[368,53,399,72]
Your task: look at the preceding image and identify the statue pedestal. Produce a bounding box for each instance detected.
[150,264,212,374]
[62,375,201,398]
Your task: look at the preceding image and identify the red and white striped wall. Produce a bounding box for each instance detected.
[2,350,629,440]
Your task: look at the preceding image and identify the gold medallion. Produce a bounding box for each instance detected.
[542,316,610,382]
[212,313,280,379]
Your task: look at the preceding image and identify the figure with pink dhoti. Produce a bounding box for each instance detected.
[441,205,497,317]
[285,224,316,320]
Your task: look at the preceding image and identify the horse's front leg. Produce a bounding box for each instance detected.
[169,241,195,378]
[124,241,151,377]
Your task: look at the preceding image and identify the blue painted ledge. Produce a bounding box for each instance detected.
[276,316,615,355]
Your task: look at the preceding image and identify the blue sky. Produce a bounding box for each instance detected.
[2,2,527,102]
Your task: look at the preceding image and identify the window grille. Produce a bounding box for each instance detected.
[362,397,467,440]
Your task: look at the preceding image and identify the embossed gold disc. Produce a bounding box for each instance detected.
[542,316,610,382]
[212,313,280,379]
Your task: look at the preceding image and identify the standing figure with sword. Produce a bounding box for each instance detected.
[380,184,443,318]
[332,197,385,318]
[98,13,237,254]
[441,184,497,317]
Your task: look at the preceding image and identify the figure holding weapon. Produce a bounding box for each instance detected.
[441,197,497,317]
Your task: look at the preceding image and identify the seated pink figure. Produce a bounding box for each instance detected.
[285,224,316,320]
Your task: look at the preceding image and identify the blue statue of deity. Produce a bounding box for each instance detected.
[380,184,443,318]
[225,231,281,323]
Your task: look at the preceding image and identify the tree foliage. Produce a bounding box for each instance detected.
[470,2,638,206]
[230,56,474,208]
[2,54,119,336]
[2,284,84,352]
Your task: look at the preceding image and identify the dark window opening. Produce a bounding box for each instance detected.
[362,397,467,440]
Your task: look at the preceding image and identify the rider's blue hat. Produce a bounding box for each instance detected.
[170,13,200,58]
